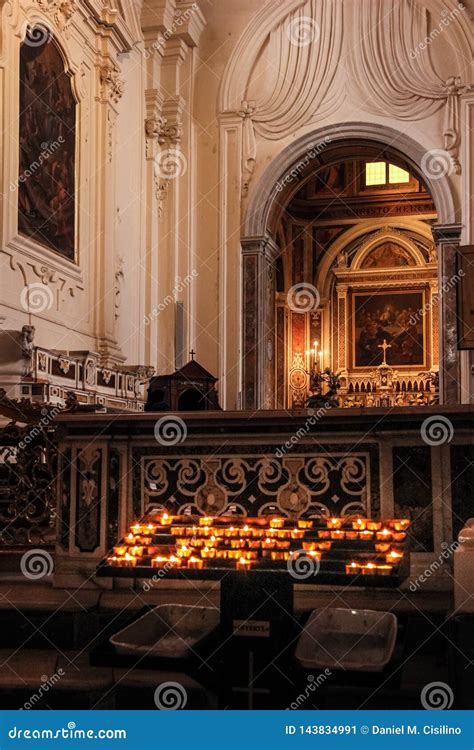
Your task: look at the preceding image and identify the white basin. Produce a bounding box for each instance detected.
[110,604,220,658]
[295,607,397,672]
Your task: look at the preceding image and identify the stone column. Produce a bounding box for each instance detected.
[432,223,463,404]
[241,235,279,410]
[94,57,125,366]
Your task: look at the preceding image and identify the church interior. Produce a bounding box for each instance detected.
[0,0,473,712]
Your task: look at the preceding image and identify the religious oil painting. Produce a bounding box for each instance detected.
[18,28,75,260]
[352,290,425,368]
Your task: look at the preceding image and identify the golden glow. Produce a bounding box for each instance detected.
[365,161,386,185]
[388,164,410,183]
[365,161,411,186]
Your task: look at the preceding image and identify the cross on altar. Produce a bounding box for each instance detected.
[189,349,195,360]
[378,338,392,366]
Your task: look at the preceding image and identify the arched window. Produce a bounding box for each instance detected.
[18,25,76,259]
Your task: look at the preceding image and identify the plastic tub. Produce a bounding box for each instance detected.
[110,605,220,658]
[295,607,397,672]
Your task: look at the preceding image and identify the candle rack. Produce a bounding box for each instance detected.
[97,508,411,587]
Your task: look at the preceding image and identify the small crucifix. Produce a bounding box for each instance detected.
[377,338,392,366]
[189,349,196,361]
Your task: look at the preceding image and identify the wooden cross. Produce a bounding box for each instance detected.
[189,349,195,360]
[377,338,392,366]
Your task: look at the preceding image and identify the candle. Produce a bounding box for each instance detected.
[113,546,127,556]
[147,523,157,533]
[242,550,258,560]
[327,517,343,529]
[107,555,118,566]
[151,555,167,567]
[159,513,170,525]
[276,541,290,550]
[171,526,184,535]
[302,541,317,551]
[270,551,289,561]
[392,532,406,542]
[291,529,305,539]
[318,530,331,539]
[121,553,136,567]
[391,519,410,531]
[230,539,246,549]
[199,516,214,526]
[227,550,241,560]
[168,555,181,568]
[361,562,377,575]
[236,556,253,570]
[126,532,136,544]
[262,537,275,549]
[201,547,216,559]
[359,530,374,540]
[215,549,227,559]
[177,545,192,558]
[129,545,144,556]
[277,529,290,539]
[207,536,218,547]
[224,526,238,537]
[352,518,366,530]
[375,542,391,552]
[330,530,345,540]
[367,521,382,531]
[345,530,358,540]
[386,550,402,563]
[270,518,285,529]
[345,562,360,574]
[376,528,392,541]
[297,519,313,529]
[130,524,142,536]
[187,556,204,569]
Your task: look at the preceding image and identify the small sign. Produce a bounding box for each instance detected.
[233,619,270,638]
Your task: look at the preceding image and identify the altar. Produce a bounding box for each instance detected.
[53,406,473,589]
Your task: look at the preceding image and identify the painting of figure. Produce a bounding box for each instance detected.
[352,290,425,368]
[18,27,75,259]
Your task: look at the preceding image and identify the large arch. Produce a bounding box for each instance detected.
[241,123,461,410]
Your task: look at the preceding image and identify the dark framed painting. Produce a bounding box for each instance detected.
[352,289,426,368]
[18,27,76,260]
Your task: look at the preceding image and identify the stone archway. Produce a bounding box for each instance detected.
[241,123,461,409]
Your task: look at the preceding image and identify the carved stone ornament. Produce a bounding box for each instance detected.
[35,0,77,33]
[99,63,124,105]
